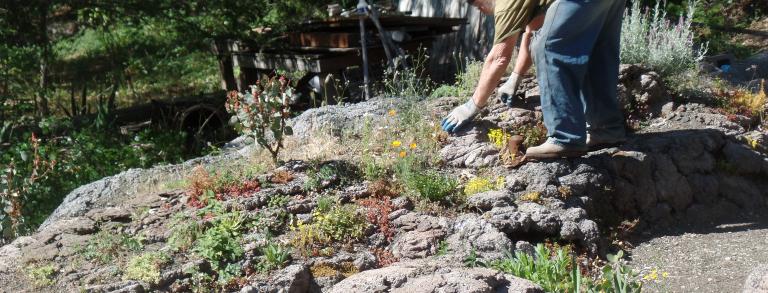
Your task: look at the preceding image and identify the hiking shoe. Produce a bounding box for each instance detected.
[586,132,627,150]
[525,139,587,159]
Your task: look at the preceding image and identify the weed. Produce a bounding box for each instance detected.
[463,247,486,268]
[26,263,57,287]
[436,240,449,256]
[268,194,291,209]
[382,47,433,100]
[123,252,171,284]
[316,195,335,213]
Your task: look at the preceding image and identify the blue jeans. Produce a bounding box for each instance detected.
[531,0,626,146]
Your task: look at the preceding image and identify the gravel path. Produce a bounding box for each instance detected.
[629,216,768,293]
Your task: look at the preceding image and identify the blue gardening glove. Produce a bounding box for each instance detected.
[498,72,521,107]
[441,99,480,133]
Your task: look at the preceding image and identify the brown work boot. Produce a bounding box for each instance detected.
[525,139,587,159]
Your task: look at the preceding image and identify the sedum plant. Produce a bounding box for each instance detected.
[226,76,295,163]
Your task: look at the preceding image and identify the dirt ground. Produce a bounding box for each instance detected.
[629,214,768,293]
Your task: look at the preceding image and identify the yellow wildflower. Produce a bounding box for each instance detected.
[399,151,407,158]
[662,271,669,278]
[409,142,417,150]
[391,140,402,148]
[388,109,397,117]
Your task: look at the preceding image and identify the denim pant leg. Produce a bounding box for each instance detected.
[582,0,626,137]
[532,0,618,146]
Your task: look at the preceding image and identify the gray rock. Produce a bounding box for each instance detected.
[85,281,146,293]
[391,214,449,260]
[723,141,765,175]
[468,190,514,211]
[446,214,513,260]
[744,264,768,293]
[291,98,398,138]
[272,264,311,293]
[86,207,132,222]
[329,259,543,293]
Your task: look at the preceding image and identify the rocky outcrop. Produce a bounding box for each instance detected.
[329,259,543,293]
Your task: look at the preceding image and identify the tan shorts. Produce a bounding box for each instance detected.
[494,0,551,44]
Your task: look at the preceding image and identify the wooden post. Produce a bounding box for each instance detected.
[212,39,238,91]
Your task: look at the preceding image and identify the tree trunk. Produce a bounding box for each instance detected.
[36,0,51,117]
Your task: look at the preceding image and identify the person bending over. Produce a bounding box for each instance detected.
[442,0,627,159]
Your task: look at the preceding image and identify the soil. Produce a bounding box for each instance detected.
[629,214,768,293]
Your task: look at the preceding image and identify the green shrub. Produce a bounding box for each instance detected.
[621,0,707,76]
[400,169,457,202]
[225,76,295,163]
[123,252,171,284]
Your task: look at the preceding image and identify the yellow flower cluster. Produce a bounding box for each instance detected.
[642,268,669,281]
[391,140,417,158]
[464,176,506,196]
[488,128,511,149]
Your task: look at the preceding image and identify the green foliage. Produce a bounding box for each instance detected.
[257,243,291,272]
[26,263,57,287]
[621,1,707,76]
[487,244,643,293]
[430,59,483,99]
[590,251,643,293]
[382,48,433,99]
[192,208,246,284]
[80,230,145,264]
[291,203,366,255]
[490,244,575,293]
[316,195,335,213]
[167,212,202,252]
[226,77,295,163]
[303,163,347,192]
[1,122,190,241]
[123,252,171,284]
[397,158,457,202]
[316,204,366,242]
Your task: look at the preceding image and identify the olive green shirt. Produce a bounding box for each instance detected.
[493,0,553,44]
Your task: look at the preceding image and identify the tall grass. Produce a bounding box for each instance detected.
[621,1,708,76]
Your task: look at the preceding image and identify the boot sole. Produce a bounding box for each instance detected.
[525,150,587,160]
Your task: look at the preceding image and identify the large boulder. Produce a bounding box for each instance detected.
[329,259,543,293]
